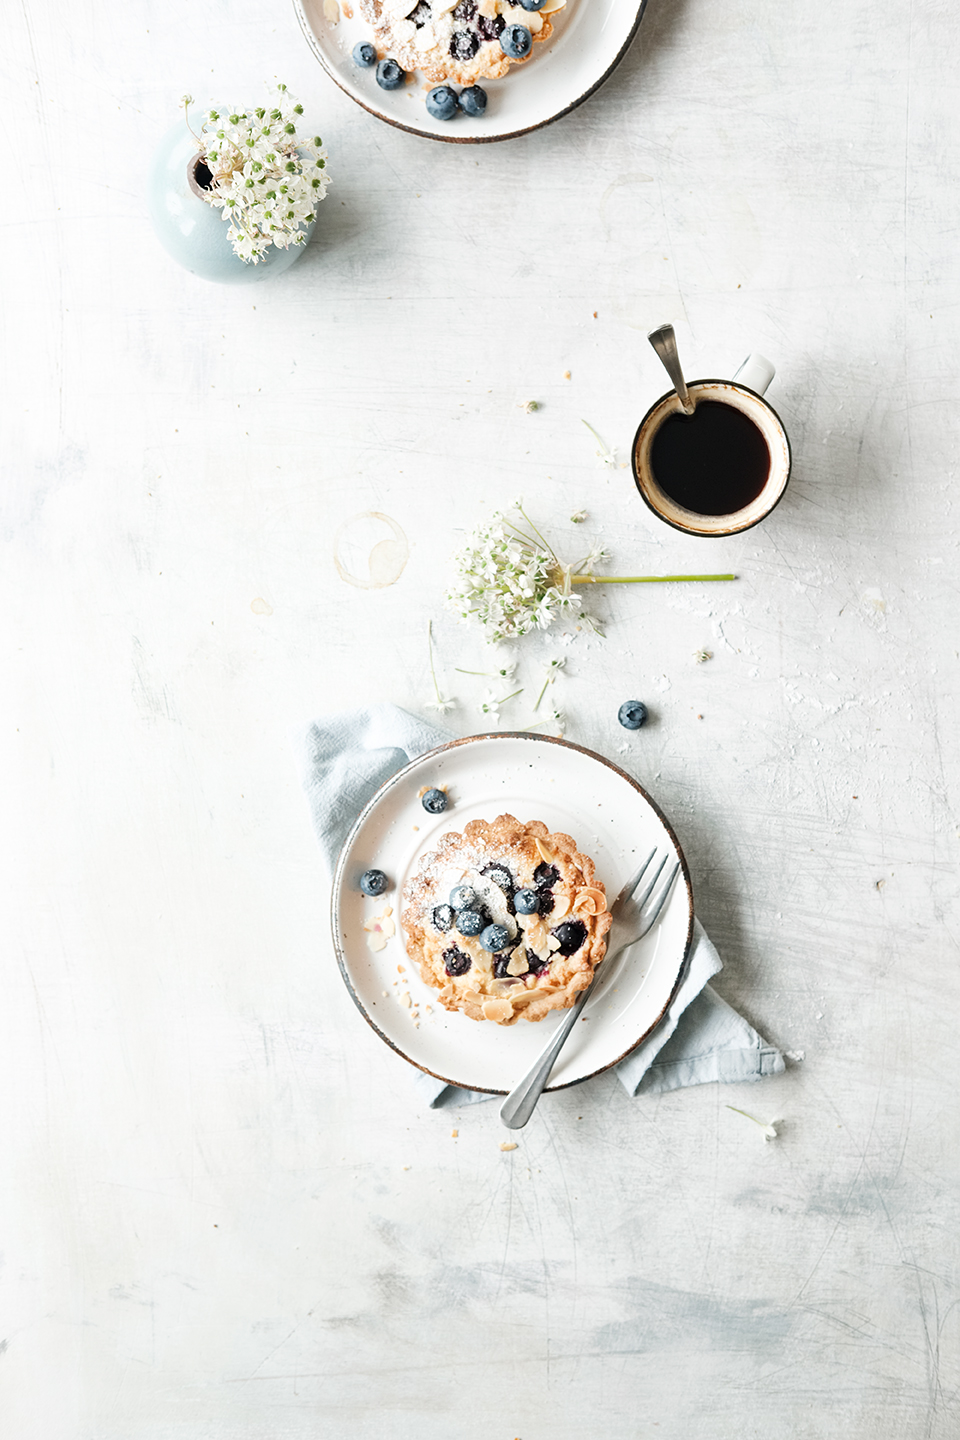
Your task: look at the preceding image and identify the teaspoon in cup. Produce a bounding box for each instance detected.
[647,324,696,416]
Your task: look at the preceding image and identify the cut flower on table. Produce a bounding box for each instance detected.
[446,500,737,643]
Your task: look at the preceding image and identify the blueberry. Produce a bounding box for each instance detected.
[376,58,405,90]
[422,787,448,813]
[450,884,478,910]
[517,0,547,7]
[457,909,484,937]
[443,945,472,976]
[551,920,588,956]
[476,13,504,40]
[453,0,476,17]
[458,85,488,117]
[426,85,459,121]
[514,888,540,915]
[481,863,514,893]
[432,904,455,932]
[480,923,511,953]
[618,700,648,730]
[533,863,560,890]
[450,29,480,60]
[359,868,388,896]
[526,947,550,975]
[352,40,377,67]
[500,23,532,59]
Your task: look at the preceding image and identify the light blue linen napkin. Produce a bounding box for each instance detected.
[298,703,784,1106]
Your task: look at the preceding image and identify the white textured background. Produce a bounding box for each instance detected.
[3,0,960,1435]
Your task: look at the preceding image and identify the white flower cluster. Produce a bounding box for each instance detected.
[188,85,330,264]
[447,506,593,643]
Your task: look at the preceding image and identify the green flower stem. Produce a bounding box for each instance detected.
[571,574,736,584]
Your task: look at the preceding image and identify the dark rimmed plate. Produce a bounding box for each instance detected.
[331,732,693,1094]
[293,0,647,144]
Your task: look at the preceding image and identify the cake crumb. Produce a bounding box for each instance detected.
[400,992,412,1009]
[451,1129,458,1138]
[363,907,396,952]
[500,1141,518,1152]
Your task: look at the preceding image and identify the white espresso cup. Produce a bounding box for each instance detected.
[632,354,791,537]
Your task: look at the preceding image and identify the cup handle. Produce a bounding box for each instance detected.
[733,353,775,396]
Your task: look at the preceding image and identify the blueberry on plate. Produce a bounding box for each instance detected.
[422,786,448,813]
[352,40,377,67]
[450,884,478,910]
[457,908,485,937]
[514,887,540,915]
[359,868,388,896]
[480,923,511,953]
[500,23,532,59]
[376,57,405,90]
[458,84,487,117]
[426,85,459,121]
[618,700,648,730]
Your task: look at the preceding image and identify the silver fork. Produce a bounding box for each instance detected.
[499,847,681,1130]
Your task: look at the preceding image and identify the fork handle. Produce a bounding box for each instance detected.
[499,982,594,1129]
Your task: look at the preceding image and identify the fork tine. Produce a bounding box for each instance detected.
[633,851,670,912]
[639,860,681,933]
[613,848,657,908]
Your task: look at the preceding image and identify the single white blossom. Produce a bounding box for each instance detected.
[726,1106,779,1141]
[425,621,457,715]
[534,656,566,711]
[582,419,618,468]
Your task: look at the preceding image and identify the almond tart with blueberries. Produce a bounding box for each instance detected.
[357,0,568,89]
[401,814,611,1025]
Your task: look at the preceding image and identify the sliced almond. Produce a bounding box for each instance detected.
[573,887,607,915]
[534,837,556,863]
[506,949,528,976]
[549,894,571,921]
[482,997,515,1023]
[322,0,339,20]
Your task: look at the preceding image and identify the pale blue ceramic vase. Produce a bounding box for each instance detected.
[147,118,310,284]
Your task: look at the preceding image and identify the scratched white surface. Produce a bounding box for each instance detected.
[3,0,960,1435]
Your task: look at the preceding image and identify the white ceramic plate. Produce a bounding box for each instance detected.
[331,733,694,1093]
[293,0,647,144]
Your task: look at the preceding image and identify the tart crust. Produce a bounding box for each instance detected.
[401,814,611,1025]
[357,0,559,87]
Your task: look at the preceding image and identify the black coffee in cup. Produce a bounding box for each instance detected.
[649,399,770,516]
